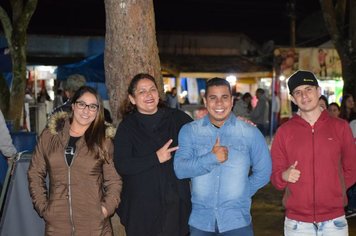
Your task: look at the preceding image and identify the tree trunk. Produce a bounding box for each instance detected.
[340,56,356,97]
[0,0,38,129]
[104,0,162,124]
[320,0,356,99]
[8,43,27,129]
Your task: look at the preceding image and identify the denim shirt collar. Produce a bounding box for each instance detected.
[202,112,236,128]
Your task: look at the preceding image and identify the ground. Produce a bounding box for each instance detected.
[251,183,356,236]
[112,183,356,235]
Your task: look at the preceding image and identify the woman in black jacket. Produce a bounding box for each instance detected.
[114,73,192,236]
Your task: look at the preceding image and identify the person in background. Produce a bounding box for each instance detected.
[28,86,122,236]
[53,88,64,108]
[114,73,192,236]
[166,87,180,109]
[0,109,17,191]
[52,74,86,113]
[271,70,356,235]
[232,92,252,119]
[318,95,328,110]
[328,102,341,118]
[174,77,271,236]
[339,94,356,218]
[0,109,17,159]
[318,48,328,77]
[349,113,356,138]
[52,74,112,123]
[340,94,356,122]
[24,87,35,104]
[232,91,242,108]
[250,88,269,136]
[37,87,51,103]
[194,107,208,120]
[271,91,281,133]
[199,89,206,105]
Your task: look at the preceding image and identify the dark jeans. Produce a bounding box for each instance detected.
[190,224,254,236]
[347,183,356,210]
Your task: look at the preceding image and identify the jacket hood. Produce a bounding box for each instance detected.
[48,111,116,139]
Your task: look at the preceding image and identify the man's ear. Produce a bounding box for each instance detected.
[128,95,136,105]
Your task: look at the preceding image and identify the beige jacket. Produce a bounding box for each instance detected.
[28,112,122,236]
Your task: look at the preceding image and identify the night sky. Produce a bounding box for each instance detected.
[2,0,323,46]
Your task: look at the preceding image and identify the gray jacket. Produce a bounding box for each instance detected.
[0,110,17,157]
[250,95,269,125]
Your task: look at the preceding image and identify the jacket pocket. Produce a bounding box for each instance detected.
[43,200,54,223]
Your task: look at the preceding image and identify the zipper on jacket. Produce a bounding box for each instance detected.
[65,152,76,236]
[68,167,75,236]
[312,126,316,223]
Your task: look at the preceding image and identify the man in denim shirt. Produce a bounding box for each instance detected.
[174,78,271,235]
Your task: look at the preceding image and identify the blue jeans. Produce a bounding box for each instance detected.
[284,216,348,236]
[190,224,253,236]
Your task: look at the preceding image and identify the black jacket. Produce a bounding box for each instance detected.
[114,107,192,236]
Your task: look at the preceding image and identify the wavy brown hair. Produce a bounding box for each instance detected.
[119,73,166,119]
[70,86,108,161]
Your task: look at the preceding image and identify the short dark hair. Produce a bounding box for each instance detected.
[329,102,340,111]
[319,95,329,108]
[256,88,265,95]
[205,77,231,97]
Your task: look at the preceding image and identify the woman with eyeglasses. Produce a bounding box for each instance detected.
[28,86,122,236]
[114,73,193,236]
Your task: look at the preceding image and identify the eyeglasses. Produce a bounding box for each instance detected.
[75,101,99,112]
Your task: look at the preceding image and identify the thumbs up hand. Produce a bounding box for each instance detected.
[212,137,228,163]
[282,161,301,183]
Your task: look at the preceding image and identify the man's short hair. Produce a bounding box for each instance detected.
[256,88,265,95]
[63,74,86,93]
[205,77,232,97]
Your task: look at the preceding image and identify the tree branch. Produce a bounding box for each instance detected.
[319,0,345,56]
[21,0,38,31]
[0,6,13,49]
[335,0,346,28]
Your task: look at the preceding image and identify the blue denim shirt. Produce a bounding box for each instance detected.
[174,114,271,233]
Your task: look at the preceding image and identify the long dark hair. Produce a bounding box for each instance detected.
[71,86,108,161]
[340,94,354,121]
[119,73,166,118]
[242,92,253,112]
